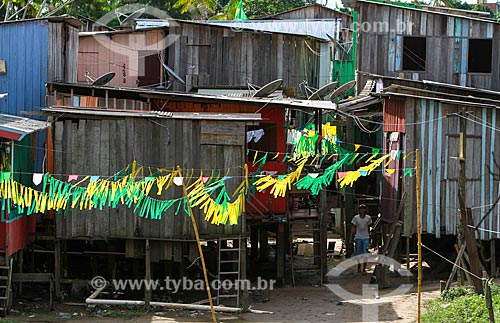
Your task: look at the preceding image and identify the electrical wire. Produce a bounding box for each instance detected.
[420,243,484,281]
[336,108,450,126]
[467,225,500,236]
[456,112,500,134]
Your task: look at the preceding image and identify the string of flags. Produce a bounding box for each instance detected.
[1,165,247,226]
[1,137,417,225]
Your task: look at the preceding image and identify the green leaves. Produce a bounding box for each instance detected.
[423,284,500,323]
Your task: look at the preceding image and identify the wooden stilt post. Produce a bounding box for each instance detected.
[457,108,467,286]
[276,223,286,283]
[416,149,422,323]
[54,240,61,299]
[178,167,217,323]
[491,240,496,278]
[145,240,151,309]
[483,271,495,323]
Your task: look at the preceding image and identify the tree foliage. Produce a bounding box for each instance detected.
[0,0,189,22]
[240,0,316,19]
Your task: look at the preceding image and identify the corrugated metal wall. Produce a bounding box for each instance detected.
[0,19,79,255]
[401,97,500,240]
[0,20,49,116]
[0,19,79,115]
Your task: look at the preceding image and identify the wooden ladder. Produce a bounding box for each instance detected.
[217,237,241,307]
[0,250,12,317]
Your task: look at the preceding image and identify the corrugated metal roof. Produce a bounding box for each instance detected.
[261,3,350,19]
[83,19,330,41]
[43,107,263,121]
[0,113,50,141]
[205,19,341,41]
[0,15,82,27]
[359,0,500,24]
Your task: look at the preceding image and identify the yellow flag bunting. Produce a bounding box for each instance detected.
[1,146,410,225]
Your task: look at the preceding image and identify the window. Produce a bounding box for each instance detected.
[138,50,161,87]
[468,39,492,73]
[402,37,426,71]
[246,123,277,160]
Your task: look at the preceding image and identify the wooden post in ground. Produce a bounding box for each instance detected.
[54,240,61,298]
[276,223,286,283]
[18,250,23,295]
[457,108,467,286]
[251,226,258,260]
[320,189,328,278]
[145,240,151,309]
[460,200,485,294]
[491,240,496,278]
[178,167,217,323]
[444,244,467,291]
[344,118,355,257]
[416,149,422,323]
[259,227,268,262]
[483,271,495,323]
[239,165,248,309]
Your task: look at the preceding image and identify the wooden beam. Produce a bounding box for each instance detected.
[460,196,485,294]
[444,243,466,291]
[54,240,61,298]
[145,240,151,308]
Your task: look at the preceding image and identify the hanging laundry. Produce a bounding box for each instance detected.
[287,129,302,145]
[246,129,265,143]
[389,132,399,142]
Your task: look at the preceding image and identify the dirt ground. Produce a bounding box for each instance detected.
[1,266,441,323]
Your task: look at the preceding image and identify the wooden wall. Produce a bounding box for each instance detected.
[48,22,79,83]
[357,1,500,91]
[392,97,500,240]
[78,29,165,88]
[53,116,246,240]
[167,22,323,92]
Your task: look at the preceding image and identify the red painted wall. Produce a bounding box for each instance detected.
[246,106,287,215]
[0,216,36,256]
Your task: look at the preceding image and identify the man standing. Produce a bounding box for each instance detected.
[350,204,372,273]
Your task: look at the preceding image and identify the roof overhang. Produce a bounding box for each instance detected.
[338,95,382,112]
[0,113,50,141]
[46,82,340,111]
[43,106,263,121]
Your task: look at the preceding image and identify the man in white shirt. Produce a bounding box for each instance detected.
[350,204,372,274]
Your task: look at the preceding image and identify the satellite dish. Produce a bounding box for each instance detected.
[330,80,356,102]
[0,93,7,99]
[118,8,146,26]
[161,61,186,85]
[308,82,338,100]
[252,79,283,98]
[91,72,116,86]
